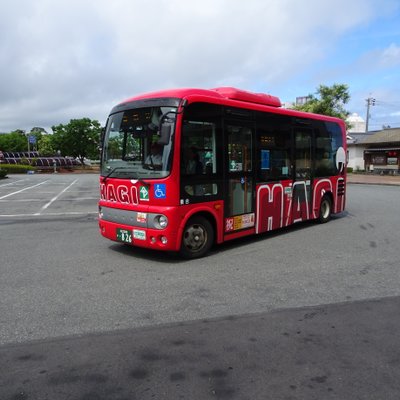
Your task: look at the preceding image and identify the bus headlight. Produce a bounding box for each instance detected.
[154,215,168,229]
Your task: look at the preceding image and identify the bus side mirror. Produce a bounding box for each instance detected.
[157,124,171,145]
[99,127,106,163]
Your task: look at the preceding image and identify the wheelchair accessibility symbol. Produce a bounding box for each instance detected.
[154,184,166,199]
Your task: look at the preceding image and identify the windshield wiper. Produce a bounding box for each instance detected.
[102,166,149,186]
[102,167,129,183]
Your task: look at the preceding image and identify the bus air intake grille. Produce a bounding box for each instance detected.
[337,182,345,196]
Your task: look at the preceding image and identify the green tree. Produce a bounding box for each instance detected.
[0,134,6,151]
[30,127,47,134]
[51,118,101,164]
[37,135,55,156]
[0,131,27,152]
[293,83,351,128]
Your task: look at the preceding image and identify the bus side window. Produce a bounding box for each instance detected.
[181,102,222,199]
[181,120,218,197]
[257,134,291,181]
[256,113,292,182]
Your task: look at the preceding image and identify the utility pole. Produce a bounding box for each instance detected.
[365,97,375,132]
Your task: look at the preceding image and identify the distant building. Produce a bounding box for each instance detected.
[347,132,372,171]
[295,96,311,106]
[347,127,400,173]
[362,128,400,173]
[347,113,366,133]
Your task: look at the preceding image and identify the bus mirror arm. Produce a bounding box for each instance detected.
[99,126,107,167]
[156,106,185,145]
[100,126,106,148]
[147,122,159,133]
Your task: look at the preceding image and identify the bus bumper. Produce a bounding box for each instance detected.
[98,218,180,252]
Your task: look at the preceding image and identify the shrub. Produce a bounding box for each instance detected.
[0,164,36,173]
[20,157,30,165]
[0,168,7,179]
[347,167,353,173]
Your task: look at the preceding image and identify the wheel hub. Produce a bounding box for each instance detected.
[184,225,206,251]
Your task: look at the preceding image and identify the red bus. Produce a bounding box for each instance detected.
[99,87,346,258]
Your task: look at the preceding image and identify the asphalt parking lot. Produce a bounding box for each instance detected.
[0,173,98,218]
[1,173,400,399]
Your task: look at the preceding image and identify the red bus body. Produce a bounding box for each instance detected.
[99,87,346,258]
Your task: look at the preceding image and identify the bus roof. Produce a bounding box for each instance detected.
[120,87,281,107]
[118,87,345,126]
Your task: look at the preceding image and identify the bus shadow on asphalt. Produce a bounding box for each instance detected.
[108,243,187,263]
[107,212,348,263]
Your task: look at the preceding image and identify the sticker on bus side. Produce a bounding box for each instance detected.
[225,213,255,232]
[225,218,234,232]
[284,187,292,196]
[240,213,255,229]
[139,186,149,201]
[154,184,166,199]
[137,212,147,223]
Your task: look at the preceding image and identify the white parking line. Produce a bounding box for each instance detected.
[0,199,44,203]
[53,197,98,201]
[0,179,27,188]
[0,211,97,218]
[0,197,98,203]
[35,178,79,215]
[0,180,49,200]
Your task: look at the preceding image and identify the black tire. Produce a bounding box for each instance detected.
[180,216,214,259]
[318,195,332,223]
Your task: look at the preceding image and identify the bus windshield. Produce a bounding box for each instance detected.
[101,106,177,179]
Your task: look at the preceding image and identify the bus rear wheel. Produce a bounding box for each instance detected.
[318,195,332,223]
[180,216,214,259]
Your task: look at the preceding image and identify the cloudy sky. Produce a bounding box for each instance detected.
[1,0,400,133]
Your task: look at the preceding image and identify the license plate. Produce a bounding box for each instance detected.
[116,228,132,243]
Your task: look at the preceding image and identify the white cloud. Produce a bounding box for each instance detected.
[0,0,398,131]
[380,43,400,67]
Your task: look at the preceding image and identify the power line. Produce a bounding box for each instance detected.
[374,100,400,108]
[364,96,400,131]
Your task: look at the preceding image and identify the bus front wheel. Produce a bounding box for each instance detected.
[180,216,214,259]
[318,195,332,224]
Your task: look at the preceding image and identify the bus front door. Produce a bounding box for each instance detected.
[224,123,255,234]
